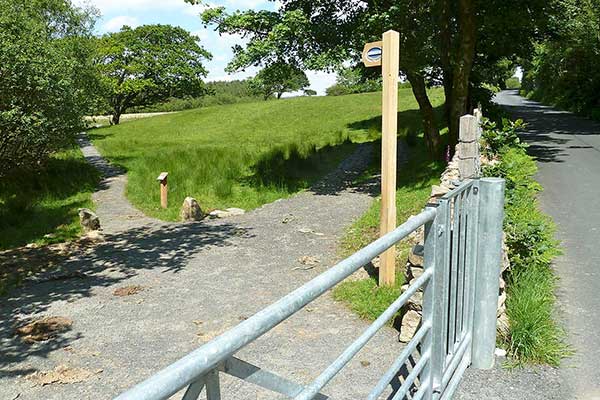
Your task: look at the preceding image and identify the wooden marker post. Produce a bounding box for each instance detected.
[156,172,168,209]
[363,30,400,286]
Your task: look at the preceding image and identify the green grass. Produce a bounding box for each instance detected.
[333,272,405,322]
[333,131,446,321]
[91,88,445,220]
[0,148,100,250]
[484,146,569,366]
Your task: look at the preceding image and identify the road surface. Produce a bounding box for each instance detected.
[496,90,600,399]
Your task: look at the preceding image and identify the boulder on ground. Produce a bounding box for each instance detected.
[180,197,203,222]
[78,208,100,232]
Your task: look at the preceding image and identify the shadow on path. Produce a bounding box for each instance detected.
[0,219,248,377]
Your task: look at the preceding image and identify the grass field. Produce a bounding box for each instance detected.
[91,88,445,220]
[0,148,100,250]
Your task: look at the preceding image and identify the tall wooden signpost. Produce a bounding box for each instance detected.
[362,30,400,286]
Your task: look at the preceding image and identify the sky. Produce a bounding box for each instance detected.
[74,0,337,95]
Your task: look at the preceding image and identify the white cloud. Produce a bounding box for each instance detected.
[306,70,337,96]
[74,0,194,14]
[225,0,270,8]
[103,15,140,31]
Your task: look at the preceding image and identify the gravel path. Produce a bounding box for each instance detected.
[77,133,162,234]
[0,139,415,400]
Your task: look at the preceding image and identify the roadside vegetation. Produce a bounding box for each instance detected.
[521,0,600,120]
[92,87,445,221]
[481,119,568,366]
[335,114,568,366]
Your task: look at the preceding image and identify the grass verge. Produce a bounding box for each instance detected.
[484,145,568,366]
[91,88,445,221]
[0,148,100,250]
[333,135,445,322]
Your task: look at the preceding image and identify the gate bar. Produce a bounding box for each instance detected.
[115,209,436,400]
[293,270,432,400]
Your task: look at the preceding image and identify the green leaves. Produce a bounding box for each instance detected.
[0,0,97,176]
[95,24,212,123]
[250,62,310,99]
[522,0,600,116]
[481,118,527,157]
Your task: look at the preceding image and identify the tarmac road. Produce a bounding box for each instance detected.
[495,90,600,399]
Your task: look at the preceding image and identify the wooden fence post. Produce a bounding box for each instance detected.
[157,172,168,209]
[379,30,400,286]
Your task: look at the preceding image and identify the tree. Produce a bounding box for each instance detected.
[304,89,317,96]
[522,0,600,116]
[192,0,556,157]
[330,66,382,95]
[250,63,310,100]
[95,24,212,124]
[0,0,98,176]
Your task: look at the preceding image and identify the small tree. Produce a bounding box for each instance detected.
[96,24,212,124]
[250,63,310,100]
[303,89,317,96]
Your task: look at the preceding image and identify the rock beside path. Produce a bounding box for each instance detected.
[180,197,203,222]
[78,208,100,232]
[209,208,245,219]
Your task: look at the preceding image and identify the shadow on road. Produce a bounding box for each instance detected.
[498,90,600,164]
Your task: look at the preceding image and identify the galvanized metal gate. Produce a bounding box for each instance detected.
[115,178,505,400]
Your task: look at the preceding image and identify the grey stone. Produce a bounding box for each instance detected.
[82,230,105,242]
[407,291,423,312]
[431,184,450,197]
[406,266,424,282]
[209,209,230,218]
[209,208,245,219]
[180,197,203,222]
[408,244,425,268]
[399,310,421,343]
[78,208,100,232]
[459,115,478,142]
[456,142,480,159]
[225,207,245,216]
[458,158,478,179]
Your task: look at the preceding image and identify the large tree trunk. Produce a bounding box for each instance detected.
[438,0,454,126]
[406,71,442,158]
[111,112,121,125]
[448,0,477,148]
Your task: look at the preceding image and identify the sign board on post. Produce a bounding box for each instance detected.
[362,41,383,67]
[363,30,400,286]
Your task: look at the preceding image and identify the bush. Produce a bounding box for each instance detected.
[0,0,97,176]
[506,77,521,89]
[326,84,353,96]
[481,118,526,157]
[129,79,263,113]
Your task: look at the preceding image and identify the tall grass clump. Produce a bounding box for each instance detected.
[482,119,568,366]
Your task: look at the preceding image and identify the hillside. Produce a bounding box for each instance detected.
[91,88,444,220]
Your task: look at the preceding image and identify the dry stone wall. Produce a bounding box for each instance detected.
[399,110,509,342]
